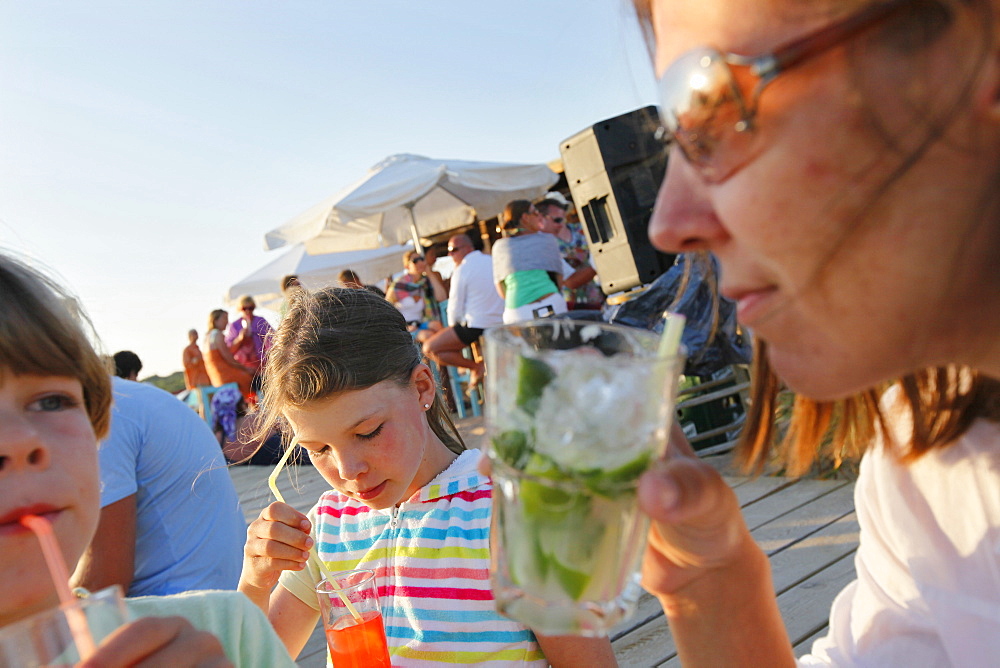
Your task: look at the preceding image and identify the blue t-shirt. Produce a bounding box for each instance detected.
[100,378,246,596]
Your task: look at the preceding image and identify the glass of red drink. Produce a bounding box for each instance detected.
[315,569,390,668]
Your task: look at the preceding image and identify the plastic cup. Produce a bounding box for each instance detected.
[484,319,684,636]
[0,586,128,667]
[315,570,390,668]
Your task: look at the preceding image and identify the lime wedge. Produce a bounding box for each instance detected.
[515,355,556,415]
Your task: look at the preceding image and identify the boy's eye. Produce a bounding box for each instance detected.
[358,424,384,441]
[32,394,79,412]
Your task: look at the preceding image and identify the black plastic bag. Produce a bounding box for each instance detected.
[603,254,753,377]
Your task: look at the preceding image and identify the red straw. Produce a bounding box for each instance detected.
[20,514,96,659]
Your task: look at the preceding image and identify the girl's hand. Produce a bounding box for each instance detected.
[638,424,749,599]
[240,501,314,593]
[80,616,232,668]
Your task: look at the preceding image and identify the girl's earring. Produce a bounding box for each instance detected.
[423,403,430,410]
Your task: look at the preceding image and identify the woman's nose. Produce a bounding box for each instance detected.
[0,417,51,474]
[648,147,728,254]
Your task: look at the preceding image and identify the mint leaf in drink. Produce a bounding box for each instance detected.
[550,558,590,601]
[492,430,531,469]
[579,452,652,496]
[515,355,556,415]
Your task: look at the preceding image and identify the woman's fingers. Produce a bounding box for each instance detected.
[665,420,697,458]
[638,455,747,596]
[80,616,232,668]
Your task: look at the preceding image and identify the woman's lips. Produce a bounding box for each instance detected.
[354,481,387,501]
[729,286,779,325]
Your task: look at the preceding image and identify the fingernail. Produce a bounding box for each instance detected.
[300,520,311,530]
[305,537,314,548]
[302,551,310,560]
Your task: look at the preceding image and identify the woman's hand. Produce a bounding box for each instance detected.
[240,501,313,594]
[638,424,749,599]
[80,616,232,668]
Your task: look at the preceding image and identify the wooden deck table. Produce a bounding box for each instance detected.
[226,416,858,667]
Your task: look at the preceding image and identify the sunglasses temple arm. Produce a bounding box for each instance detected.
[761,0,911,76]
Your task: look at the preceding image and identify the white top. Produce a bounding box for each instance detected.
[447,250,504,329]
[799,388,1000,667]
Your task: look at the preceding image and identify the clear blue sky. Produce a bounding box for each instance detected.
[0,1,657,378]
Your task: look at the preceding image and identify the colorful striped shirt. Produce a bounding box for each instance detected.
[279,449,547,667]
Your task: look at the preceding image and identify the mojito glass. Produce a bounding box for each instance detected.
[484,319,684,636]
[0,586,127,667]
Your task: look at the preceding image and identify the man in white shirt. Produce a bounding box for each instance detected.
[423,233,504,390]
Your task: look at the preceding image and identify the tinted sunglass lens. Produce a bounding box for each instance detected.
[658,47,752,182]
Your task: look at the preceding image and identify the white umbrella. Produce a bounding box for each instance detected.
[226,243,409,311]
[264,153,559,253]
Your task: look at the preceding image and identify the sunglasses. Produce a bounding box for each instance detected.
[447,246,464,253]
[547,216,566,225]
[242,306,255,311]
[657,0,912,183]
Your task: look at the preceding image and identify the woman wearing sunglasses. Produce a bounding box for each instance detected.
[633,0,1000,664]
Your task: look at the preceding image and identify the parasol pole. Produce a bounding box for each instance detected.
[405,201,423,253]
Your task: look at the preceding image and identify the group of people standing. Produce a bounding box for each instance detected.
[182,296,274,403]
[178,192,601,408]
[372,192,605,394]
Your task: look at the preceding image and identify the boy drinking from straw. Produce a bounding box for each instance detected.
[0,250,295,667]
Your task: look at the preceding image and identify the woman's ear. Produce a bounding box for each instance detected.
[411,364,437,407]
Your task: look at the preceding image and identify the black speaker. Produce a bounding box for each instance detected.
[560,106,675,295]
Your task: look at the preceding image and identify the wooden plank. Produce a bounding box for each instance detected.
[753,484,856,557]
[230,464,330,523]
[794,627,829,659]
[732,475,797,507]
[296,625,327,668]
[612,483,857,666]
[769,513,859,594]
[778,551,856,646]
[645,552,857,668]
[741,479,848,532]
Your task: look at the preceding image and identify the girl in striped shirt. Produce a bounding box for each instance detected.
[238,287,616,667]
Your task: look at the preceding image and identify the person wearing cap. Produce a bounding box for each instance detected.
[537,193,605,311]
[387,250,447,343]
[423,233,503,391]
[492,200,569,324]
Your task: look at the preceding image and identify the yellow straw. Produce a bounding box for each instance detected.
[652,312,686,398]
[657,312,686,361]
[268,441,363,623]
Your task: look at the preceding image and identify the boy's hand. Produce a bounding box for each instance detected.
[80,616,232,667]
[240,501,314,593]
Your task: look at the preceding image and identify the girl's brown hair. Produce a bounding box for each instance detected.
[0,252,113,440]
[255,287,465,455]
